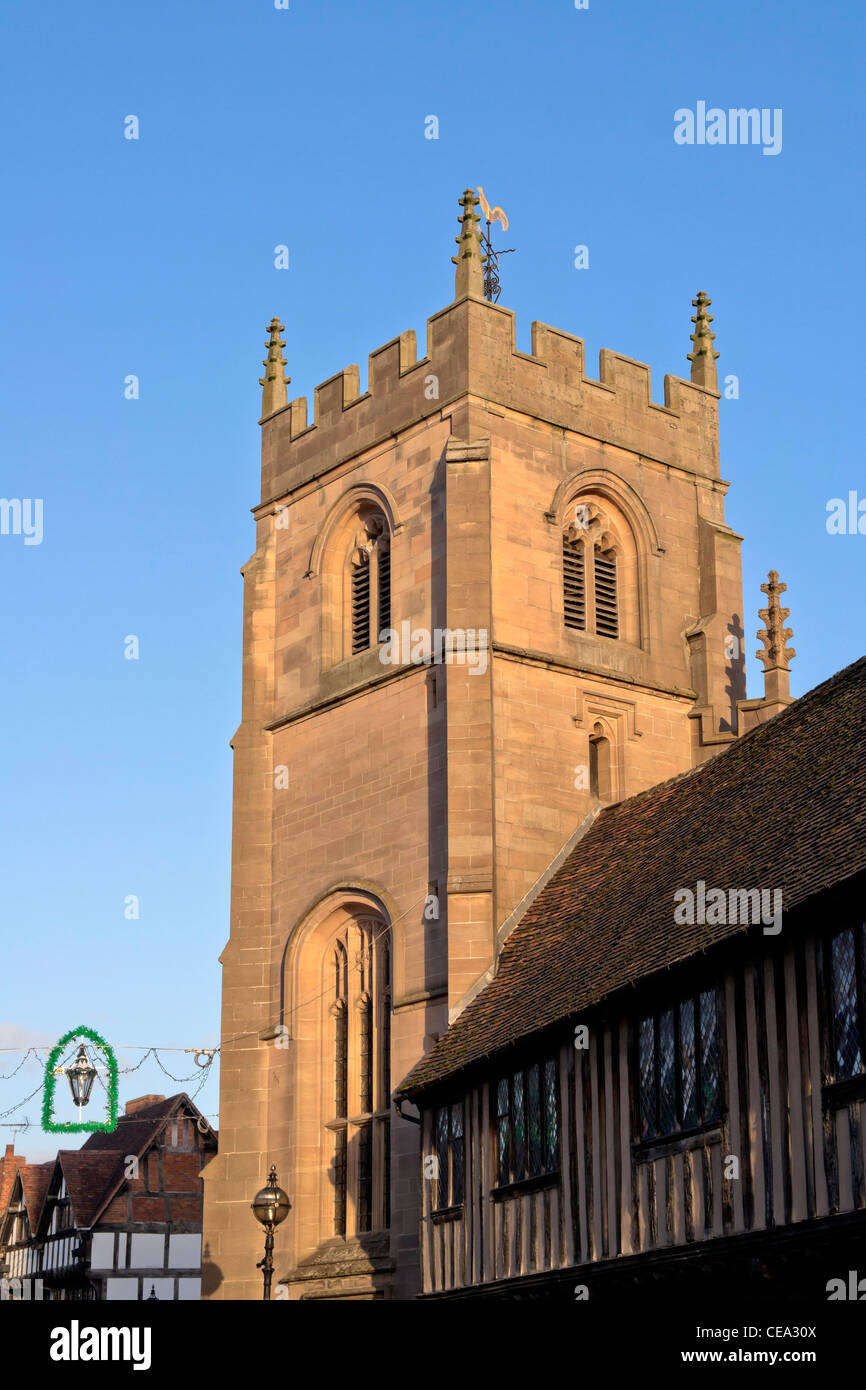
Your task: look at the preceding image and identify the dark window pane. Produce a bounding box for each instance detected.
[699,989,720,1120]
[358,1126,373,1232]
[658,1010,676,1135]
[496,1077,509,1118]
[360,995,373,1112]
[383,1119,391,1230]
[334,1006,347,1118]
[496,1078,510,1184]
[451,1102,463,1139]
[497,1115,510,1186]
[680,999,697,1129]
[512,1071,526,1180]
[527,1064,542,1176]
[333,1130,347,1237]
[639,1017,656,1138]
[543,1059,559,1171]
[452,1135,464,1206]
[832,929,862,1079]
[435,1106,449,1208]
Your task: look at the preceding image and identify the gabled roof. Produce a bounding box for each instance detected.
[16,1163,54,1231]
[400,654,866,1098]
[56,1151,126,1228]
[79,1093,181,1152]
[76,1091,215,1226]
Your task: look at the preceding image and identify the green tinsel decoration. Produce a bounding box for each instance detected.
[42,1026,119,1134]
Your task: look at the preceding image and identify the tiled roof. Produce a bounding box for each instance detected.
[400,655,866,1097]
[18,1163,54,1230]
[76,1093,213,1223]
[80,1093,183,1153]
[57,1151,125,1227]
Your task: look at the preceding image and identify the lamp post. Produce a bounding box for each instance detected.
[56,1046,99,1126]
[251,1165,290,1301]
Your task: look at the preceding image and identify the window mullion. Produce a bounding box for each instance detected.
[370,544,380,647]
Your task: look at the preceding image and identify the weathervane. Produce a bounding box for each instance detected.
[477,186,515,303]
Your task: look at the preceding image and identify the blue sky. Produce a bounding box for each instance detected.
[1,0,863,1159]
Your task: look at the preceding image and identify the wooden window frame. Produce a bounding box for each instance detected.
[635,984,723,1146]
[493,1057,560,1193]
[432,1100,465,1214]
[824,920,866,1092]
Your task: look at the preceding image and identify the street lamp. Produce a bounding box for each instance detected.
[251,1165,290,1301]
[64,1046,98,1123]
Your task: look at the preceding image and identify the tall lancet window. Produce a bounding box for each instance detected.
[331,941,349,1237]
[348,510,390,655]
[351,553,371,655]
[327,916,391,1237]
[563,535,586,631]
[562,501,628,642]
[593,546,619,638]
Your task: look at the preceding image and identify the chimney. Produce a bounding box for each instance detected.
[124,1095,166,1115]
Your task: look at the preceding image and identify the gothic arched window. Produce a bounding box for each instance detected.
[593,546,619,638]
[562,498,636,644]
[327,916,391,1238]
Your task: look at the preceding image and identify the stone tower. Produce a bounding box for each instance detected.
[201,189,745,1300]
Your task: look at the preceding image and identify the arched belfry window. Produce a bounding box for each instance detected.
[347,510,390,657]
[563,534,586,631]
[327,916,391,1238]
[563,498,635,644]
[593,546,618,638]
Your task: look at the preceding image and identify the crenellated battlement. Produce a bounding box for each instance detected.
[258,294,721,510]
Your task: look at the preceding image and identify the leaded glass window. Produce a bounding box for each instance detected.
[358,1125,372,1233]
[333,1129,347,1238]
[327,917,391,1236]
[433,1102,464,1210]
[639,987,721,1139]
[830,924,866,1081]
[495,1059,559,1186]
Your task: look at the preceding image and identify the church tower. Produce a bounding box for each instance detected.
[201,190,745,1300]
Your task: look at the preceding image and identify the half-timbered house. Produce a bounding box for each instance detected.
[397,655,866,1299]
[0,1092,217,1300]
